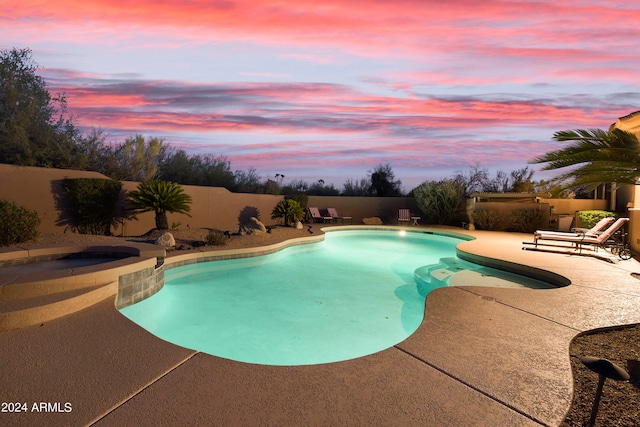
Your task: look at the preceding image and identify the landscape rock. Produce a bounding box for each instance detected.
[362,217,383,225]
[294,221,303,229]
[239,216,267,235]
[155,231,176,247]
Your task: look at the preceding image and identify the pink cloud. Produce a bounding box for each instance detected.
[4,1,637,186]
[4,1,638,57]
[43,69,631,142]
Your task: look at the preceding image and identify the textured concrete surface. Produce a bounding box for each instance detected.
[1,228,639,426]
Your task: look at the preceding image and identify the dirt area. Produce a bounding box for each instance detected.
[5,227,640,425]
[7,225,319,252]
[561,325,640,427]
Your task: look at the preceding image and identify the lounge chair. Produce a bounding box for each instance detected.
[308,207,332,223]
[526,217,629,253]
[534,217,614,240]
[327,208,352,224]
[398,209,420,225]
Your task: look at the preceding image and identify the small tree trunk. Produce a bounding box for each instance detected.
[156,212,169,230]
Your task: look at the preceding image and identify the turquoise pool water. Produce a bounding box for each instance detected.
[120,229,550,366]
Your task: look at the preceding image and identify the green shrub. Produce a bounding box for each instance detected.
[0,199,40,245]
[577,210,617,229]
[510,207,547,233]
[127,180,192,230]
[271,199,305,226]
[205,229,227,246]
[285,194,308,210]
[472,208,509,231]
[414,179,466,225]
[62,178,123,235]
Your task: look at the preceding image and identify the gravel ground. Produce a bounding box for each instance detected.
[561,325,640,427]
[8,225,317,252]
[5,227,640,425]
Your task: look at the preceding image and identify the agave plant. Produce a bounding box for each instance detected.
[127,180,192,230]
[270,199,304,227]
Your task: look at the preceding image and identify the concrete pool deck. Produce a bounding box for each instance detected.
[1,227,640,426]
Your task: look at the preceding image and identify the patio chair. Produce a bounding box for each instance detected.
[398,209,420,225]
[398,209,411,224]
[534,217,614,240]
[527,217,629,253]
[327,207,352,224]
[308,207,332,223]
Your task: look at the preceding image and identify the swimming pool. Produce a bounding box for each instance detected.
[120,229,552,366]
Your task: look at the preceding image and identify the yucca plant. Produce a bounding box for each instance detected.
[271,199,304,227]
[127,181,192,230]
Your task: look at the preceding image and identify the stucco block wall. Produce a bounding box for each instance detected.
[0,164,284,235]
[539,198,608,215]
[0,164,418,236]
[307,196,419,225]
[0,164,112,233]
[118,181,284,236]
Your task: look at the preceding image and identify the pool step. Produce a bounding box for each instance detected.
[414,257,472,290]
[0,281,117,332]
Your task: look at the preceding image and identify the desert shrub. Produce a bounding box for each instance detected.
[285,194,308,210]
[510,207,547,233]
[0,199,40,245]
[205,229,227,246]
[472,208,509,231]
[271,199,305,226]
[577,210,617,229]
[414,179,466,225]
[127,180,192,230]
[62,178,123,235]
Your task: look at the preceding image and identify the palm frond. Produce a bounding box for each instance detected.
[530,127,640,191]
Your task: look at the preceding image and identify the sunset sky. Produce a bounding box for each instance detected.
[2,1,639,190]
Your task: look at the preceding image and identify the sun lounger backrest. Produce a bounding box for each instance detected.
[327,207,338,218]
[309,207,322,218]
[398,209,410,221]
[587,217,615,234]
[595,218,629,243]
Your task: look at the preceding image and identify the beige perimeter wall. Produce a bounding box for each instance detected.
[0,164,417,236]
[1,163,637,254]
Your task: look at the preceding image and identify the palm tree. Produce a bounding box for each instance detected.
[271,199,304,227]
[531,128,640,191]
[127,180,192,230]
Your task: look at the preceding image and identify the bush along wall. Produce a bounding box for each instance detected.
[510,207,547,233]
[577,210,618,229]
[472,208,510,231]
[0,199,40,245]
[62,178,123,235]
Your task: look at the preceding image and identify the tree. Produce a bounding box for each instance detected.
[342,178,371,196]
[531,128,640,191]
[282,179,309,195]
[112,135,164,182]
[0,47,81,169]
[413,179,466,225]
[271,199,304,226]
[233,168,264,193]
[307,180,340,196]
[157,149,235,188]
[453,165,490,196]
[454,165,536,194]
[369,163,403,196]
[127,181,192,230]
